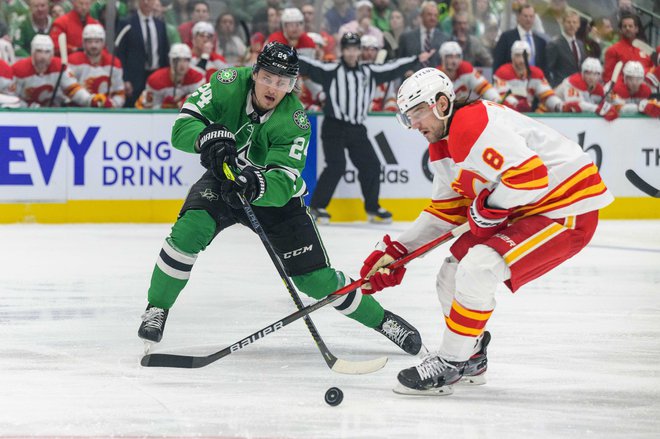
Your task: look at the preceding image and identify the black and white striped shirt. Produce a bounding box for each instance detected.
[298,55,419,125]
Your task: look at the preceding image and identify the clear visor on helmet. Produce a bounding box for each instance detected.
[256,70,296,92]
[396,102,437,129]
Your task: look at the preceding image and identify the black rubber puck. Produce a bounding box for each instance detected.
[324,387,343,406]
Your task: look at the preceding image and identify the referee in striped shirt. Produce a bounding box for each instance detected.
[299,32,434,224]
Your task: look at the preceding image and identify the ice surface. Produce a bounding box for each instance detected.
[1,220,659,438]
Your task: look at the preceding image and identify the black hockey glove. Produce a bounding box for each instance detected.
[220,166,266,209]
[195,123,237,179]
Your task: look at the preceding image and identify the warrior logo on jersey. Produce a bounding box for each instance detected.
[199,188,219,201]
[217,68,237,84]
[293,109,310,130]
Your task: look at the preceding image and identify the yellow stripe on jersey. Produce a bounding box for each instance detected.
[424,197,471,225]
[503,222,565,265]
[501,156,549,190]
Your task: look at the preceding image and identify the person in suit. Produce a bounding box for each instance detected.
[397,1,449,71]
[546,11,586,87]
[492,3,547,75]
[116,0,169,107]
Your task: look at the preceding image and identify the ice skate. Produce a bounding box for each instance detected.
[366,207,392,224]
[393,352,465,396]
[376,310,422,355]
[310,207,331,225]
[459,331,491,385]
[138,304,169,353]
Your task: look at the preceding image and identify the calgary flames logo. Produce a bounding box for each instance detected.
[25,84,54,106]
[84,75,110,93]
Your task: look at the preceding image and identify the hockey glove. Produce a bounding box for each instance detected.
[90,93,107,108]
[515,98,532,113]
[220,166,266,209]
[468,189,511,238]
[597,101,619,122]
[639,99,660,118]
[562,101,582,113]
[195,123,238,180]
[360,235,408,294]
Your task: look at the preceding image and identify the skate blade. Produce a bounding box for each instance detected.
[459,373,486,386]
[368,216,392,225]
[143,341,154,355]
[392,383,454,396]
[315,217,330,225]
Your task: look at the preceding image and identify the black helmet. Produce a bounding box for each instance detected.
[256,42,299,78]
[340,32,361,49]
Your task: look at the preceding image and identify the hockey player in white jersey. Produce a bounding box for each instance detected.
[554,57,604,113]
[360,68,613,395]
[436,41,500,103]
[68,24,125,108]
[189,21,229,82]
[12,35,104,107]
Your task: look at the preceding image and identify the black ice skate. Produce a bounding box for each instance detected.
[460,331,491,385]
[138,304,169,351]
[376,310,423,355]
[310,207,331,225]
[366,207,392,224]
[394,353,466,396]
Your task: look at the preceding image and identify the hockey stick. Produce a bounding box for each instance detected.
[220,164,387,374]
[141,222,470,369]
[625,170,660,198]
[49,33,67,107]
[597,61,623,116]
[107,25,131,102]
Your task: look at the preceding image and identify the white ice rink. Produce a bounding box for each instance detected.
[1,220,659,438]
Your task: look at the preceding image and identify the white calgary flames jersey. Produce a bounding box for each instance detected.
[438,61,500,103]
[191,52,228,82]
[554,72,604,113]
[494,63,562,112]
[139,66,205,109]
[12,56,91,107]
[396,100,613,251]
[68,51,125,108]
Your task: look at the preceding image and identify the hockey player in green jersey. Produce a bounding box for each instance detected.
[138,42,423,356]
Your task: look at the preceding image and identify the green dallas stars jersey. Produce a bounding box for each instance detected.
[172,67,311,207]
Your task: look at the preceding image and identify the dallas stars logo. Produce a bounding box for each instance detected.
[293,109,310,130]
[199,188,219,201]
[217,68,237,83]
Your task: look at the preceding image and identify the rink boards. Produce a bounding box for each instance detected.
[0,109,658,222]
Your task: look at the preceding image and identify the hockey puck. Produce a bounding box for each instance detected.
[324,387,343,406]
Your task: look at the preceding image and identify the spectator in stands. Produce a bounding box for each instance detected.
[91,0,128,22]
[265,6,281,39]
[153,0,182,45]
[473,0,498,37]
[50,3,66,20]
[603,12,653,82]
[538,0,568,40]
[267,8,316,59]
[69,23,125,108]
[116,0,170,107]
[324,0,355,35]
[13,34,103,107]
[554,57,605,113]
[302,4,336,61]
[338,1,384,49]
[164,0,190,27]
[577,16,601,61]
[0,57,15,95]
[382,9,405,60]
[546,10,585,87]
[499,0,545,34]
[177,0,209,46]
[479,15,500,52]
[606,60,660,118]
[13,0,52,59]
[245,32,265,66]
[190,21,227,81]
[398,1,449,70]
[252,0,281,37]
[494,40,562,112]
[645,49,659,96]
[440,0,474,35]
[493,3,547,74]
[450,10,492,67]
[372,0,393,33]
[590,17,617,62]
[50,0,100,55]
[436,41,499,103]
[137,42,204,109]
[215,12,247,66]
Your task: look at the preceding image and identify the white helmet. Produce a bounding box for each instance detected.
[439,41,463,59]
[511,40,531,57]
[192,21,215,36]
[623,60,644,78]
[83,24,106,40]
[581,57,603,74]
[31,34,54,54]
[281,8,304,24]
[169,43,192,60]
[360,35,380,49]
[397,67,456,128]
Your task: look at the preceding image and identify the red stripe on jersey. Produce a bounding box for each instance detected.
[423,196,470,225]
[428,140,450,162]
[501,156,549,190]
[447,101,488,163]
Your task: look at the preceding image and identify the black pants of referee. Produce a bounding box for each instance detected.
[310,117,382,212]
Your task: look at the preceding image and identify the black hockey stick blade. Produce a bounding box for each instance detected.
[625,169,660,198]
